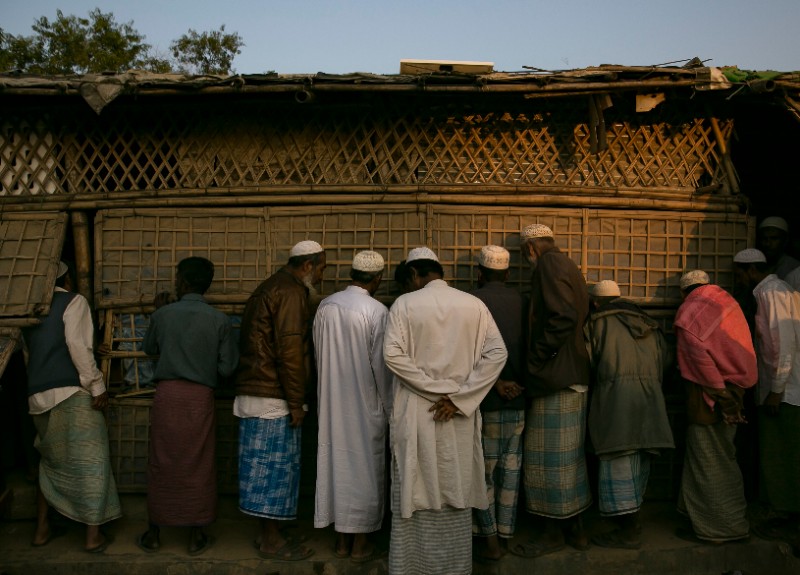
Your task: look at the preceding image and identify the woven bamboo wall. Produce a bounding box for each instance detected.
[1,98,733,196]
[0,212,67,320]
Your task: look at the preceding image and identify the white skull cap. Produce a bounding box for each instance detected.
[520,223,553,240]
[680,270,709,290]
[406,247,439,263]
[352,250,385,272]
[589,279,621,297]
[478,245,510,270]
[289,240,323,257]
[759,216,789,232]
[733,248,767,264]
[56,261,69,278]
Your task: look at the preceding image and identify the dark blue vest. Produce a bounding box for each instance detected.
[22,291,82,396]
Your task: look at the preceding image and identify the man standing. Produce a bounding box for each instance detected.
[313,250,393,562]
[757,217,800,280]
[585,280,674,549]
[23,261,121,552]
[673,269,757,544]
[384,246,507,575]
[732,249,800,547]
[235,240,326,561]
[469,245,526,563]
[513,223,592,558]
[137,257,239,555]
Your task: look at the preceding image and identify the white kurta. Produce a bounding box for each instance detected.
[384,279,508,519]
[313,285,393,532]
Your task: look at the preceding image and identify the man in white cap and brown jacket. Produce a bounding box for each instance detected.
[312,250,393,562]
[513,223,592,558]
[383,246,507,575]
[673,268,757,544]
[234,240,326,561]
[585,279,674,549]
[469,245,526,562]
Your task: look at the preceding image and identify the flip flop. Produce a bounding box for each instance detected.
[592,530,641,550]
[350,547,387,564]
[258,540,315,561]
[136,531,160,553]
[333,545,350,558]
[188,534,215,556]
[510,539,565,558]
[674,527,725,546]
[253,533,309,551]
[31,525,67,547]
[86,533,114,554]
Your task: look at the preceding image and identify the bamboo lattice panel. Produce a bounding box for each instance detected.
[0,212,67,317]
[2,99,733,195]
[431,207,752,304]
[95,206,427,307]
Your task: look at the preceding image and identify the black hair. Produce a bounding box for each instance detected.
[407,258,444,279]
[288,251,325,269]
[478,265,507,283]
[350,268,381,284]
[177,257,214,294]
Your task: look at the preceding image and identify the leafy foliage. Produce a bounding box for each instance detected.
[170,25,244,75]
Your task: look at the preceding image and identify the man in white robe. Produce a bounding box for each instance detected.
[383,247,508,575]
[313,250,393,562]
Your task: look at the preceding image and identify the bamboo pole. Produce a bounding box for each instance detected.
[70,211,93,306]
[710,117,741,196]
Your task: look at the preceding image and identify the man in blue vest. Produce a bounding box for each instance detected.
[23,261,121,553]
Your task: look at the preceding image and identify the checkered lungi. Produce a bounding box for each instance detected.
[238,415,302,520]
[522,389,592,518]
[597,451,650,516]
[473,409,524,538]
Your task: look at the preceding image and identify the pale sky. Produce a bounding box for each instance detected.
[3,0,799,75]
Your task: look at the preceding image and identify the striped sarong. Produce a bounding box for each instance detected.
[473,409,524,538]
[597,451,650,516]
[522,389,592,518]
[759,403,800,513]
[33,392,121,525]
[238,415,301,520]
[389,460,472,575]
[678,422,749,541]
[147,380,217,526]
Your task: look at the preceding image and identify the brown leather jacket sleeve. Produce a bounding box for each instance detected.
[272,285,309,409]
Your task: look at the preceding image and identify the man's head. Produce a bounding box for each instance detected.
[733,248,769,290]
[288,240,327,289]
[55,260,71,290]
[520,223,554,268]
[678,269,710,299]
[477,245,510,285]
[393,260,413,295]
[405,247,443,291]
[588,279,621,308]
[757,216,790,264]
[350,250,385,295]
[176,257,215,296]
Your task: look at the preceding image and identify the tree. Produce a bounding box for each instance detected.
[170,25,244,75]
[0,11,243,75]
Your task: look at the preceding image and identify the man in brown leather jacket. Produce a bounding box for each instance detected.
[234,240,326,561]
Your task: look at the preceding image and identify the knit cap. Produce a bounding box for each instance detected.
[589,279,621,297]
[679,270,710,290]
[289,240,323,257]
[520,223,553,240]
[352,250,385,272]
[406,247,439,263]
[733,248,767,264]
[478,245,510,270]
[759,216,789,232]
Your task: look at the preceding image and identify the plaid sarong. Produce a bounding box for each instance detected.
[678,422,749,541]
[759,403,800,513]
[598,451,650,516]
[473,409,524,538]
[389,459,472,575]
[522,389,592,518]
[238,415,301,520]
[33,392,122,526]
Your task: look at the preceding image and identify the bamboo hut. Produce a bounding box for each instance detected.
[1,59,799,498]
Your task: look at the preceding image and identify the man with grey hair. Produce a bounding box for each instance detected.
[235,240,326,561]
[673,268,757,544]
[470,245,526,563]
[585,279,674,549]
[733,248,800,548]
[384,246,507,575]
[313,250,393,563]
[513,223,592,558]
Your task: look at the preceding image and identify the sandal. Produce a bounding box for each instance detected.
[258,541,315,561]
[592,529,641,550]
[350,547,387,563]
[188,533,215,556]
[510,538,565,558]
[136,531,160,553]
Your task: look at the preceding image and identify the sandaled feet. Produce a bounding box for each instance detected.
[351,546,387,564]
[258,540,315,561]
[592,529,641,550]
[188,532,215,556]
[474,547,507,564]
[136,530,161,553]
[31,525,67,547]
[510,537,565,558]
[86,533,114,554]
